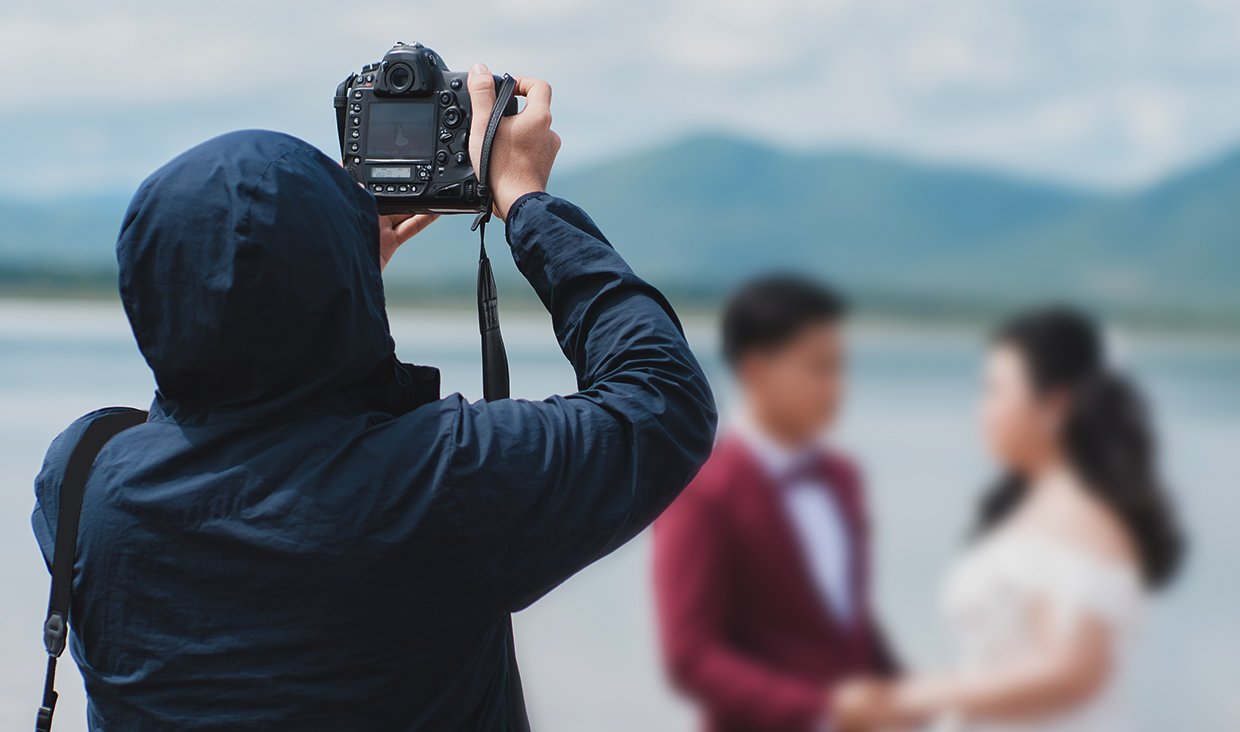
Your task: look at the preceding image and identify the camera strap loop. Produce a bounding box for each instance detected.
[471,74,517,402]
[35,408,149,732]
[332,74,356,160]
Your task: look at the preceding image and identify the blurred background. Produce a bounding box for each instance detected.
[1,1,1237,730]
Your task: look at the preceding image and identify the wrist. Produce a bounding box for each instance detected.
[501,190,546,227]
[890,677,951,724]
[496,185,547,220]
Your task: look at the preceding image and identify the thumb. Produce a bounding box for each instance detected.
[467,63,496,172]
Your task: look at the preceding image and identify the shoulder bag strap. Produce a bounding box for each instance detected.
[36,408,149,732]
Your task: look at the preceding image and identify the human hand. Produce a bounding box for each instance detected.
[466,63,561,220]
[832,678,897,732]
[377,213,438,271]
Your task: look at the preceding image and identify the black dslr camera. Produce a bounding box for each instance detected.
[334,42,518,215]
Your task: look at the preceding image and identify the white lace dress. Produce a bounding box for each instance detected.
[932,532,1146,732]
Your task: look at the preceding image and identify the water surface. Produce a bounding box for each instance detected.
[1,299,1236,730]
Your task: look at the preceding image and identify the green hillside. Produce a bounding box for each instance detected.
[2,135,1237,321]
[553,135,1092,300]
[548,135,1239,319]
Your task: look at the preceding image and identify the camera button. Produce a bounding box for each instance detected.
[439,91,453,107]
[371,184,383,192]
[436,150,449,165]
[398,185,409,193]
[353,91,363,99]
[439,129,454,142]
[455,152,467,165]
[349,142,359,153]
[351,116,361,127]
[351,130,360,139]
[450,78,462,90]
[443,107,462,128]
[385,185,396,193]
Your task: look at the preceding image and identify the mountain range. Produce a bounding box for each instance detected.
[3,134,1238,322]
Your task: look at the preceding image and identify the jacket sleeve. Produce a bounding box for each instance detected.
[441,193,717,612]
[653,485,829,731]
[869,623,902,678]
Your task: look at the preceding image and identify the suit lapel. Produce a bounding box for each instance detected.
[818,453,872,644]
[725,436,845,634]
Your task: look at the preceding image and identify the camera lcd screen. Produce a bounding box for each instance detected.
[371,167,413,179]
[367,102,435,159]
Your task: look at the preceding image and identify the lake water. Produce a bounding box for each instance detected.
[1,298,1237,730]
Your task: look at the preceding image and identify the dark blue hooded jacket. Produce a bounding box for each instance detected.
[32,130,716,730]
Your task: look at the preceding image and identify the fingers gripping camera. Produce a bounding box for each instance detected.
[334,42,518,215]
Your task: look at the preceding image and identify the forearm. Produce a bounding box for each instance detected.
[506,193,703,388]
[504,191,715,482]
[890,611,1113,725]
[890,657,1108,724]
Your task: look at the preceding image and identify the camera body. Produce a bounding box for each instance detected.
[334,42,517,215]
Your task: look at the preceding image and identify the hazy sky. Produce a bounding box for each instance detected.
[3,0,1239,196]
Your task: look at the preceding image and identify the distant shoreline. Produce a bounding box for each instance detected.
[4,284,1238,337]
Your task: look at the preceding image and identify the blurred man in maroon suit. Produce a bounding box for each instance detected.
[654,275,899,732]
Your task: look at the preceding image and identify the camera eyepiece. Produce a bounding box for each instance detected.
[386,63,415,94]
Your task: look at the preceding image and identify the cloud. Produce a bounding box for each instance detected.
[2,0,1239,195]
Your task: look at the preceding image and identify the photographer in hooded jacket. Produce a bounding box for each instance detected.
[31,59,716,731]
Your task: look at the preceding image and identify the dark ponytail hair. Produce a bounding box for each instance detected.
[974,306,1185,590]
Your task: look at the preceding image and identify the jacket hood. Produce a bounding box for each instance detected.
[118,130,437,421]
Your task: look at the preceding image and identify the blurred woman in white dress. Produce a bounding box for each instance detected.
[833,307,1185,731]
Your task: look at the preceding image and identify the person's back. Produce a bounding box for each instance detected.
[40,405,527,729]
[32,68,715,731]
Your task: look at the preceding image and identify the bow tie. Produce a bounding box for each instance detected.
[774,453,824,488]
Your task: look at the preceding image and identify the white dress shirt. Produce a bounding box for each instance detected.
[733,414,855,625]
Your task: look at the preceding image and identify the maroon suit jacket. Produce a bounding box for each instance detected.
[653,435,898,732]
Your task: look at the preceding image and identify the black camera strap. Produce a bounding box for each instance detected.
[36,407,149,732]
[471,74,517,402]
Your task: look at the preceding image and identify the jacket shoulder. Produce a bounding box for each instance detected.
[31,407,147,567]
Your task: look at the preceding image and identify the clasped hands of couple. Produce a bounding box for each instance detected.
[831,675,932,732]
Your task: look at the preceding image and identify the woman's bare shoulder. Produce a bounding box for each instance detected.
[1024,480,1139,568]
